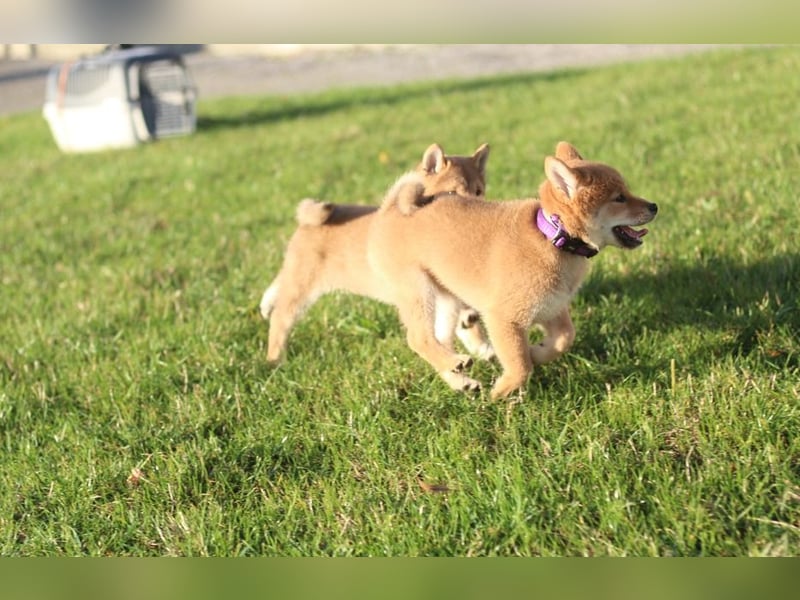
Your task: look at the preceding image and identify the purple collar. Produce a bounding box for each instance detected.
[535,208,598,258]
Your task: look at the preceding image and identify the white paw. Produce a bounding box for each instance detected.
[441,370,482,393]
[474,343,496,361]
[452,354,474,372]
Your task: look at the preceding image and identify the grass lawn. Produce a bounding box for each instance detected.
[1,45,798,556]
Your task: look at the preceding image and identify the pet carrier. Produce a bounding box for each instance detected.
[43,46,197,152]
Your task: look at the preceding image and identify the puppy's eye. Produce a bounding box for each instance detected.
[614,194,626,203]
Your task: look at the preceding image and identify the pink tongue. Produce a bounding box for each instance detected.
[621,226,648,238]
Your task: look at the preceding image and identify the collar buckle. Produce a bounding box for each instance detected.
[536,209,598,258]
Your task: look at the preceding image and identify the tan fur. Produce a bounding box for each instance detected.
[260,143,492,364]
[367,142,659,399]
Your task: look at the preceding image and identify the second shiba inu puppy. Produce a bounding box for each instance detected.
[260,143,492,364]
[367,142,658,398]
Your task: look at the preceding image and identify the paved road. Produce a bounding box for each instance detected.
[0,44,719,116]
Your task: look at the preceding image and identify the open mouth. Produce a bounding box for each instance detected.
[613,225,648,248]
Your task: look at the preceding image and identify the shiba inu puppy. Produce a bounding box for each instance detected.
[260,143,492,363]
[367,142,658,398]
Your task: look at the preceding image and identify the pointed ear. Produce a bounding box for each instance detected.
[555,141,583,162]
[545,156,579,201]
[471,143,490,176]
[421,143,447,174]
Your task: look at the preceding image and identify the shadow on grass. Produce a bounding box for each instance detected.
[511,251,799,405]
[576,251,800,373]
[195,69,586,132]
[584,252,798,330]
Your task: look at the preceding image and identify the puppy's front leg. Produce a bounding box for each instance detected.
[483,314,533,400]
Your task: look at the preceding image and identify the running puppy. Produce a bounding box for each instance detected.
[367,142,658,398]
[260,143,492,364]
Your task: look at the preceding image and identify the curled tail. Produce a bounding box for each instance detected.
[379,172,427,216]
[295,198,335,226]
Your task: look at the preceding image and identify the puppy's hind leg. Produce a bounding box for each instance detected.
[265,273,322,364]
[259,276,280,319]
[267,295,307,363]
[530,308,575,365]
[433,295,494,361]
[455,308,495,361]
[396,281,480,392]
[433,293,461,351]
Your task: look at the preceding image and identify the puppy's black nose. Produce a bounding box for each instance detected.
[648,203,658,214]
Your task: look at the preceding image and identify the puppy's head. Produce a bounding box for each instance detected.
[381,142,490,216]
[540,141,658,252]
[416,142,490,198]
